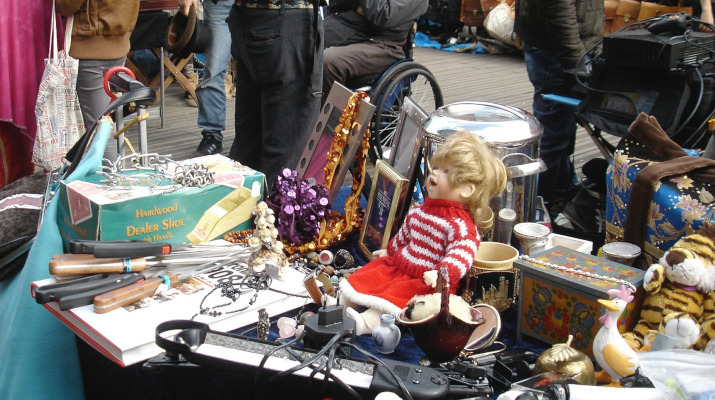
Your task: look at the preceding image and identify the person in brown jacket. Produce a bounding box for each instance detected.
[56,0,139,163]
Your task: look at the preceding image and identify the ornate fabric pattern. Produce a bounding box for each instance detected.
[606,137,714,266]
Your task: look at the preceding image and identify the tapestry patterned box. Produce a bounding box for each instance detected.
[513,246,645,358]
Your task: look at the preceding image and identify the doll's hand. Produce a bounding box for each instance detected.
[372,249,388,258]
[423,270,438,288]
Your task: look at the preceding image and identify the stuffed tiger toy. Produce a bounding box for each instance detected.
[622,234,715,351]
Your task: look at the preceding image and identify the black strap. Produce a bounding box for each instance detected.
[155,319,210,358]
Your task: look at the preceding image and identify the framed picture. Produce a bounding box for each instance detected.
[358,160,409,260]
[387,96,428,224]
[387,96,428,186]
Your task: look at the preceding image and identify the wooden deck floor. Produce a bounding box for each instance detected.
[123,46,614,179]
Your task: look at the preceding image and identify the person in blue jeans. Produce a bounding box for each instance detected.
[192,0,233,156]
[514,0,604,211]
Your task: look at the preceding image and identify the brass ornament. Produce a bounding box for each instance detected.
[283,92,370,254]
[534,335,596,385]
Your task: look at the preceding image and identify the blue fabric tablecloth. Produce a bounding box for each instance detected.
[0,121,113,400]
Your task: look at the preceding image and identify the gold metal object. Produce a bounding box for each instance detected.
[284,92,370,254]
[534,335,596,385]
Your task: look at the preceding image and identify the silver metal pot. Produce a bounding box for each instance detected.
[422,101,545,229]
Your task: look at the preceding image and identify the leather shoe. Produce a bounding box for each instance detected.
[195,135,222,156]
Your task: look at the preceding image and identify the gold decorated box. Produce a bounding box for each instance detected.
[513,246,644,358]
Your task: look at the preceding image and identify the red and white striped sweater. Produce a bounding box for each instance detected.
[387,197,479,286]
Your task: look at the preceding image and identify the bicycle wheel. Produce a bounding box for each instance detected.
[368,66,443,164]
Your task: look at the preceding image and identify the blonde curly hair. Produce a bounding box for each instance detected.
[430,130,507,226]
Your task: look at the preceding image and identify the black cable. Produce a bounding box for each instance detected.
[254,330,361,399]
[269,330,352,384]
[320,342,340,394]
[308,349,330,380]
[682,27,715,54]
[310,355,363,400]
[255,329,306,385]
[339,341,415,400]
[574,40,641,117]
[672,65,704,139]
[301,343,363,400]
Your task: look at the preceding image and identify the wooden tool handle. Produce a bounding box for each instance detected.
[303,273,323,305]
[93,273,178,314]
[49,253,149,275]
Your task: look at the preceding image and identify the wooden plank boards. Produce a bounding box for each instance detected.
[121,46,614,180]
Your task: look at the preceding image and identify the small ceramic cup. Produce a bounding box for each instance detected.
[601,242,642,266]
[513,222,551,256]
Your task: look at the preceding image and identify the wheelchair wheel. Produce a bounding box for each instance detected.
[368,63,443,164]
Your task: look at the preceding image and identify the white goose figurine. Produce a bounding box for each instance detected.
[593,285,639,385]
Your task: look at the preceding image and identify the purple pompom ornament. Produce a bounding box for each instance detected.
[265,169,331,245]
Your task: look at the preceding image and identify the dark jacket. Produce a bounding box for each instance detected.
[56,0,139,60]
[514,0,604,68]
[324,0,428,47]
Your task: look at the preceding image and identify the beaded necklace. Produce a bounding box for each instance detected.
[518,254,638,292]
[191,272,311,320]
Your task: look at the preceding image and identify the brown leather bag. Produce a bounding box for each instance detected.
[605,0,619,35]
[461,0,488,27]
[480,0,498,14]
[637,1,692,20]
[613,0,642,32]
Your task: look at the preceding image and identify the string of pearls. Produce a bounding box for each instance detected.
[518,254,637,292]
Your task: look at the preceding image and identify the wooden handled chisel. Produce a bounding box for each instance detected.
[93,272,180,314]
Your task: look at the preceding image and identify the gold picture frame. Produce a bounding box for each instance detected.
[358,160,409,261]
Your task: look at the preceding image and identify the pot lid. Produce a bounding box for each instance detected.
[422,101,542,146]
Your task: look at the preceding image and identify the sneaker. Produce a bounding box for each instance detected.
[195,135,223,156]
[556,183,605,233]
[544,197,571,222]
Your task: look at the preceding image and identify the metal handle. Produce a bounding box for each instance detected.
[501,153,547,178]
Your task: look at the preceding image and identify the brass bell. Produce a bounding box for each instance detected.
[534,335,595,385]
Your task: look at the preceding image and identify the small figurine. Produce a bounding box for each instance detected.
[338,131,507,335]
[257,308,270,341]
[248,202,288,278]
[593,285,638,385]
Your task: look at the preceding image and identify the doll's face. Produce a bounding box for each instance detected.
[426,164,464,203]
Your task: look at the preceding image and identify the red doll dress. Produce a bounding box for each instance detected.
[339,197,479,316]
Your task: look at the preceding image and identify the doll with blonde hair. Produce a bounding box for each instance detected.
[339,130,507,335]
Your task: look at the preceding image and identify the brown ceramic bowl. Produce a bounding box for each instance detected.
[398,305,484,363]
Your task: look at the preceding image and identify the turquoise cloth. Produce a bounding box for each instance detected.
[413,32,487,54]
[0,120,112,400]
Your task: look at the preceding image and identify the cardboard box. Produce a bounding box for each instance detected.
[57,155,264,246]
[514,246,644,357]
[544,233,593,254]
